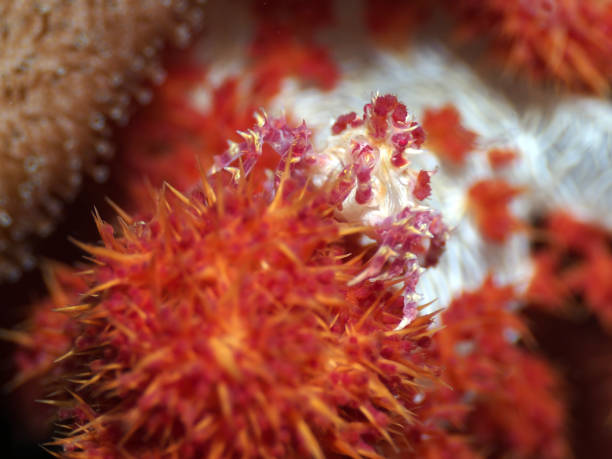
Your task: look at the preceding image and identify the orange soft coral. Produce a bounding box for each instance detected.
[446,0,612,94]
[0,264,85,439]
[3,264,84,389]
[425,278,569,458]
[528,211,612,331]
[11,92,453,456]
[36,170,446,458]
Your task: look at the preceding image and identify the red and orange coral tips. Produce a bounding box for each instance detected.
[467,179,524,243]
[527,211,612,330]
[1,264,87,439]
[43,171,444,458]
[5,264,85,389]
[487,147,519,169]
[427,278,569,458]
[249,24,339,97]
[422,105,477,165]
[446,0,612,94]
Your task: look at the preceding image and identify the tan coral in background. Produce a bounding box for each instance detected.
[0,0,205,281]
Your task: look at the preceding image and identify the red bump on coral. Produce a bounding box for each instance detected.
[467,179,523,243]
[413,170,432,201]
[487,148,519,169]
[422,105,477,165]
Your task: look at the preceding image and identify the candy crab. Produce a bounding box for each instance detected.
[212,94,448,325]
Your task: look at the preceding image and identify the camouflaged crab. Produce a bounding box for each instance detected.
[212,94,448,325]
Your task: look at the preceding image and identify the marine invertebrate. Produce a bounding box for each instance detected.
[528,211,612,331]
[427,278,568,458]
[5,0,612,455]
[445,0,612,93]
[0,0,206,281]
[36,153,445,457]
[213,95,447,322]
[11,171,569,458]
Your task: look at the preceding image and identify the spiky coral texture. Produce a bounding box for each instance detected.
[6,264,83,390]
[0,92,455,456]
[528,212,612,331]
[0,0,205,281]
[39,166,448,457]
[446,0,612,93]
[0,264,83,438]
[423,279,569,458]
[9,93,571,457]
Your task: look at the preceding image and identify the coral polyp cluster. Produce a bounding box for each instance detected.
[40,165,442,457]
[324,94,429,224]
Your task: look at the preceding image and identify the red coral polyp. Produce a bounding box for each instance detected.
[422,105,477,165]
[468,179,523,243]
